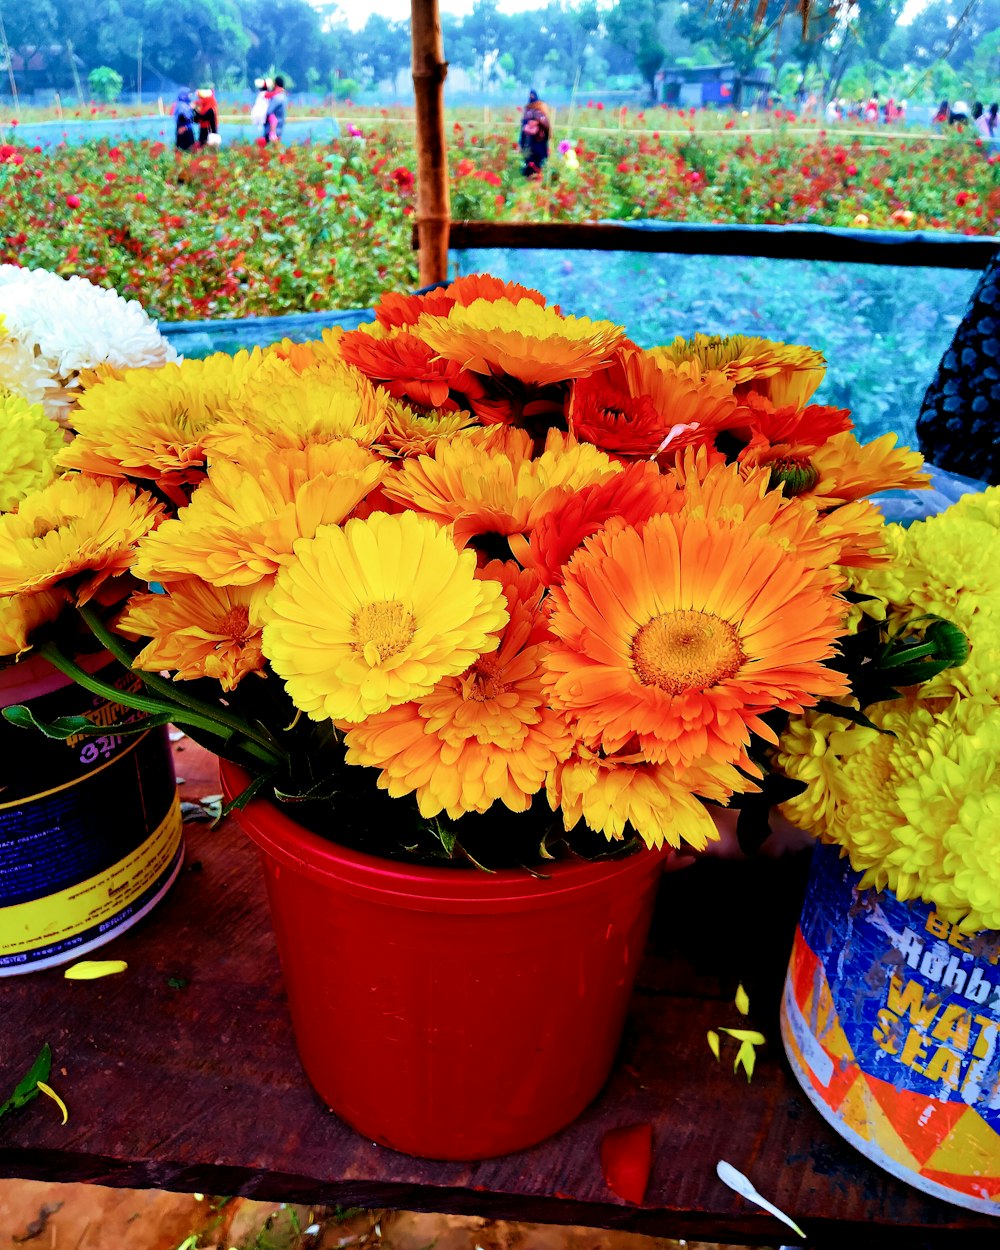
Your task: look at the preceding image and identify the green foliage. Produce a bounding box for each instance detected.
[88,66,123,103]
[330,76,362,101]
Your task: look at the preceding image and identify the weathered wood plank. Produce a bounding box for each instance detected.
[0,740,993,1247]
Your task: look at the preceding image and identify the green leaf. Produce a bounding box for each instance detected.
[0,1043,53,1120]
[220,770,275,817]
[2,705,175,739]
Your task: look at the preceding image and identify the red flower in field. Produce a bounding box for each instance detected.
[616,160,629,173]
[596,102,604,111]
[955,191,973,206]
[104,172,117,183]
[135,192,147,203]
[845,163,857,176]
[9,118,17,126]
[456,158,475,177]
[255,136,266,147]
[65,193,81,209]
[392,166,415,192]
[480,171,501,187]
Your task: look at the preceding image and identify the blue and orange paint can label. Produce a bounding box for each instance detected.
[0,663,182,974]
[782,842,1000,1215]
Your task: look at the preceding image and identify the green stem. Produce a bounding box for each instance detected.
[77,602,289,765]
[37,643,281,770]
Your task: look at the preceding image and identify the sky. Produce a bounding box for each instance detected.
[326,0,551,30]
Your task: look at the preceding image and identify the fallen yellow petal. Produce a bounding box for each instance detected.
[36,1081,68,1124]
[707,1030,721,1060]
[735,982,749,1016]
[734,1039,757,1082]
[64,960,128,981]
[719,1027,766,1046]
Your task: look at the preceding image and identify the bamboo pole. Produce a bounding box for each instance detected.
[410,0,450,287]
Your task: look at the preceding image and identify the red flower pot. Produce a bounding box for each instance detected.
[221,760,667,1160]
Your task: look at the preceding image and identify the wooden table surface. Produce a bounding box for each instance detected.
[1,738,995,1249]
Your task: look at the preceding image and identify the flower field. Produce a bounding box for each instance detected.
[1,119,997,319]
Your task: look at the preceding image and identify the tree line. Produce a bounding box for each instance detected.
[0,0,996,103]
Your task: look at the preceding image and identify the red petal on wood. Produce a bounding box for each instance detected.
[600,1123,653,1205]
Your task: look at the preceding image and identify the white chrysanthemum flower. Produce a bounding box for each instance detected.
[0,266,176,417]
[0,320,56,405]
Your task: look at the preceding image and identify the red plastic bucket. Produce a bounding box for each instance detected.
[221,760,667,1160]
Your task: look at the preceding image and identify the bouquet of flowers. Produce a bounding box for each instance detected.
[776,485,999,932]
[0,274,955,870]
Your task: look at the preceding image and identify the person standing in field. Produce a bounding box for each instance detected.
[519,89,551,178]
[173,88,196,151]
[266,77,288,143]
[250,78,271,130]
[194,88,220,147]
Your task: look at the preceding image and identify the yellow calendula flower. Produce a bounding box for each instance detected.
[262,511,509,723]
[416,298,625,387]
[204,355,391,457]
[0,587,67,658]
[60,351,263,501]
[117,580,267,691]
[0,475,163,603]
[133,440,386,590]
[655,333,826,408]
[546,748,751,851]
[375,400,477,458]
[0,392,63,512]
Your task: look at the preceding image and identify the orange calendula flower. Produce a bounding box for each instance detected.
[133,441,385,589]
[613,350,743,455]
[416,299,625,387]
[510,461,680,587]
[547,748,754,850]
[118,580,266,691]
[0,587,68,658]
[543,508,850,768]
[383,427,621,548]
[339,322,488,413]
[262,510,509,723]
[343,562,573,817]
[60,352,262,503]
[735,394,854,454]
[0,476,164,603]
[373,274,549,330]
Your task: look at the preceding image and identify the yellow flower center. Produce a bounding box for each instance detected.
[631,610,745,693]
[353,599,415,666]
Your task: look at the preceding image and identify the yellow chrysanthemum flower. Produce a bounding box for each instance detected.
[382,426,621,548]
[60,351,263,501]
[0,475,163,603]
[0,392,63,512]
[133,440,385,590]
[847,486,1000,700]
[416,298,625,386]
[779,698,1000,933]
[204,355,390,457]
[117,580,267,691]
[262,511,509,723]
[0,587,67,658]
[343,562,574,818]
[655,333,826,407]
